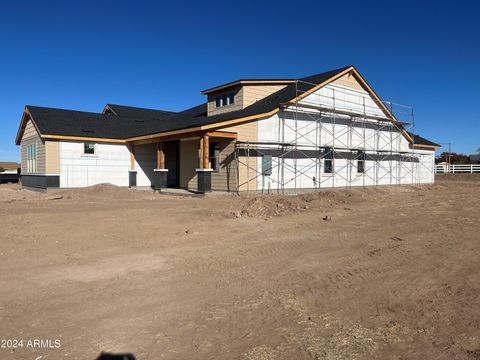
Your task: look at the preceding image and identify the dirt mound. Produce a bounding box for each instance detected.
[234,190,357,218]
[236,196,310,218]
[50,183,140,200]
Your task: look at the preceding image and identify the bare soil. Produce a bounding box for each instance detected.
[0,175,479,360]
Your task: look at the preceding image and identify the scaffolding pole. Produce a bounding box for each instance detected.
[235,79,432,193]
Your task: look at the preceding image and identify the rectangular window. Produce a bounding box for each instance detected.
[84,142,95,155]
[27,143,37,173]
[209,142,220,171]
[215,92,235,108]
[357,150,365,173]
[324,147,333,174]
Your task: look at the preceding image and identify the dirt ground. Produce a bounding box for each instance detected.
[0,175,479,360]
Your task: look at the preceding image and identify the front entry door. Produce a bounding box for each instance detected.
[163,141,180,187]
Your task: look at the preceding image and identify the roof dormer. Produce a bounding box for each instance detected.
[201,79,294,116]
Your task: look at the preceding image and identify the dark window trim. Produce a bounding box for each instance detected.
[209,142,220,172]
[83,142,96,155]
[228,93,235,105]
[214,92,235,108]
[324,147,334,174]
[357,150,365,174]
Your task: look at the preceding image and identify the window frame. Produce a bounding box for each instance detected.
[214,92,235,108]
[83,142,96,156]
[323,147,334,174]
[357,150,365,174]
[228,93,235,105]
[27,143,37,173]
[221,94,228,106]
[209,142,220,172]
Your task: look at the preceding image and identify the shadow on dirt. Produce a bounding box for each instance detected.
[95,353,136,360]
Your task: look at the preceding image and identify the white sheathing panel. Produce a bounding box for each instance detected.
[252,83,435,191]
[300,82,387,119]
[134,143,156,187]
[59,141,131,188]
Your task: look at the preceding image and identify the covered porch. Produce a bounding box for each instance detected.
[127,131,237,193]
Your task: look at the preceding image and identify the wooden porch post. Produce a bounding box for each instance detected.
[196,133,212,193]
[129,144,137,187]
[130,144,135,170]
[202,133,209,169]
[157,141,165,169]
[154,141,168,190]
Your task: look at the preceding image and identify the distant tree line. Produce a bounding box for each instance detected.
[436,152,480,164]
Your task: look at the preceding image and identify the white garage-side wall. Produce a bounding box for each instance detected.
[59,141,159,188]
[59,141,131,188]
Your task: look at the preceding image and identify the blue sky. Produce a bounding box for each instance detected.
[1,0,479,161]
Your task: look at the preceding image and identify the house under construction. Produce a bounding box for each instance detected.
[15,65,440,192]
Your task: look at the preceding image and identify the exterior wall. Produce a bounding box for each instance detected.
[221,121,258,191]
[210,138,236,191]
[331,72,365,91]
[179,139,198,191]
[242,85,287,107]
[225,76,435,192]
[207,85,243,116]
[179,138,237,192]
[58,138,233,190]
[20,119,45,174]
[207,84,287,116]
[251,111,435,191]
[45,141,60,174]
[59,141,131,188]
[134,143,156,187]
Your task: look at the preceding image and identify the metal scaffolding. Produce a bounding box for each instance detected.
[234,78,435,194]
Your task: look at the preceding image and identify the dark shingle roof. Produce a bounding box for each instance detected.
[19,66,439,148]
[407,132,441,147]
[24,106,183,141]
[126,66,354,138]
[106,104,176,119]
[21,67,352,142]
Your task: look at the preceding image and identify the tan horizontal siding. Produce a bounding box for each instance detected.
[332,73,365,91]
[221,121,257,142]
[20,120,46,174]
[210,138,236,191]
[207,85,243,116]
[236,155,257,191]
[220,121,257,191]
[45,141,60,174]
[179,139,198,191]
[242,85,287,107]
[207,84,285,116]
[20,143,27,173]
[22,119,38,140]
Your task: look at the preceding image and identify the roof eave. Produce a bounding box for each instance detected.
[15,107,39,145]
[412,143,442,149]
[201,79,296,95]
